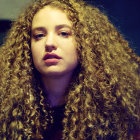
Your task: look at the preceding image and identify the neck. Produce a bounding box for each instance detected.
[41,73,73,107]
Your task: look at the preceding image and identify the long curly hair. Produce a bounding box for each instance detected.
[0,0,140,139]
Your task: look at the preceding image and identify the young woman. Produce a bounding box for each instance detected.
[0,0,140,139]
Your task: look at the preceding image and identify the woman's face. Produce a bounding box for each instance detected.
[31,6,78,78]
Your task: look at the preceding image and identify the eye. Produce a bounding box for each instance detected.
[59,31,70,38]
[33,34,45,40]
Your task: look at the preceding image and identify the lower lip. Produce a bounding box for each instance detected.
[44,58,60,64]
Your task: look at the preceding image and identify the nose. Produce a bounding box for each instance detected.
[45,33,56,52]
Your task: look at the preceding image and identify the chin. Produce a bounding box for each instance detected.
[41,71,64,77]
[41,69,74,78]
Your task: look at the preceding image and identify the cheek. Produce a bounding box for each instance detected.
[73,52,78,66]
[31,45,41,65]
[65,46,78,65]
[31,49,42,71]
[31,42,43,57]
[31,46,36,61]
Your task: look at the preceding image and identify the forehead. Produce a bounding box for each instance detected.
[32,5,72,28]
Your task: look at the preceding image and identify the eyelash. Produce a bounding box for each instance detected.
[33,34,44,40]
[58,31,70,37]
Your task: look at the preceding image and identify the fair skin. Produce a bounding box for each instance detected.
[31,6,78,107]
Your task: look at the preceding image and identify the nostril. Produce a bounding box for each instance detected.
[45,45,56,52]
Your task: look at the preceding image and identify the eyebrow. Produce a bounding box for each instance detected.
[55,24,72,30]
[32,27,45,32]
[32,24,72,32]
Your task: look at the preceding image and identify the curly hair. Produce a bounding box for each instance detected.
[0,0,140,139]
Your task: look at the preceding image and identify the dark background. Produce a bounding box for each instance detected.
[0,0,140,56]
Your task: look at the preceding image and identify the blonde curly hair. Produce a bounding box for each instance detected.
[0,0,140,139]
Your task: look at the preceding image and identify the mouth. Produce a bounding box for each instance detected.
[43,53,62,64]
[43,53,62,60]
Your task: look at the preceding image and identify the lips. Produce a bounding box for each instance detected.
[43,53,62,64]
[43,53,62,60]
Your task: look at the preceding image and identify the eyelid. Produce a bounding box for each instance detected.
[32,28,72,40]
[32,29,46,36]
[58,29,72,36]
[32,33,45,40]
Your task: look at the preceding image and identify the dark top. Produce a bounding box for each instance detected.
[133,129,140,140]
[41,104,124,140]
[43,104,65,140]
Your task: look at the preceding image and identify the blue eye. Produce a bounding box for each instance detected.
[61,32,68,36]
[33,34,44,39]
[59,32,70,38]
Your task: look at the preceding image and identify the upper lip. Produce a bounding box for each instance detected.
[43,53,62,60]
